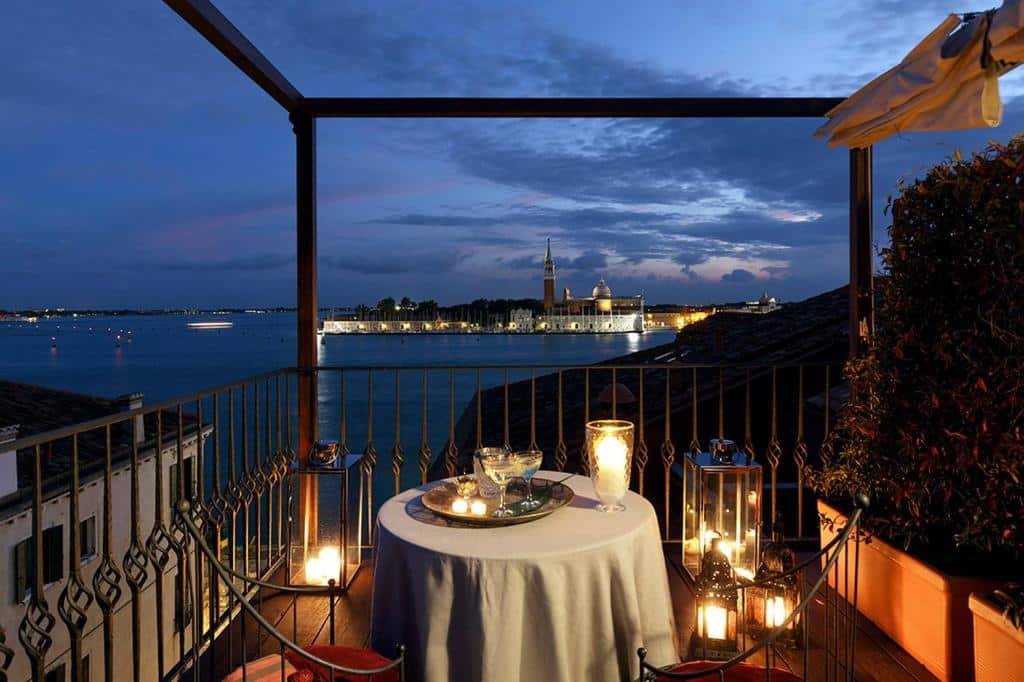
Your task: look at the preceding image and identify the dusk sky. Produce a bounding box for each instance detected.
[3,1,1022,309]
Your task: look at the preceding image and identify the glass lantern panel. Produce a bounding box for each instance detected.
[681,454,701,575]
[682,452,762,579]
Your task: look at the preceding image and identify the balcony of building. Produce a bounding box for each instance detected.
[0,364,938,681]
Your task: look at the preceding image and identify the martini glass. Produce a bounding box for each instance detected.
[515,450,544,510]
[477,451,519,517]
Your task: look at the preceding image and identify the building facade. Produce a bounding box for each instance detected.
[0,385,208,682]
[535,241,645,333]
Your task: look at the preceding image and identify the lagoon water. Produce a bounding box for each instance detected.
[2,313,670,508]
[0,312,666,400]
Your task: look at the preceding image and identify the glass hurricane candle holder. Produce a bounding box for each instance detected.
[585,420,634,512]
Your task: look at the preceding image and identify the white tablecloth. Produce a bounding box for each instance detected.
[370,472,678,681]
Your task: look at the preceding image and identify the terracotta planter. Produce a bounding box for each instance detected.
[969,592,1024,682]
[817,499,1000,682]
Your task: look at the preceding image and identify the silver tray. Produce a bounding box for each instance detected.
[420,476,575,527]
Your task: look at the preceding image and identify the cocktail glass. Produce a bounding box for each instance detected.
[515,450,544,510]
[477,451,519,517]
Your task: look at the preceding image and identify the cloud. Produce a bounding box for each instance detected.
[721,268,756,283]
[564,249,607,271]
[323,249,461,275]
[159,254,294,272]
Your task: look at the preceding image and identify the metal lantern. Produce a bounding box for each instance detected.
[682,447,762,581]
[751,516,801,643]
[693,537,740,660]
[285,440,365,589]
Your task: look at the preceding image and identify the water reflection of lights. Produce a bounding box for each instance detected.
[626,332,640,352]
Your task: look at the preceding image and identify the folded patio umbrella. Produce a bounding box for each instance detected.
[816,0,1024,148]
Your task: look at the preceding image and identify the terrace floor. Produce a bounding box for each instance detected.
[214,547,938,681]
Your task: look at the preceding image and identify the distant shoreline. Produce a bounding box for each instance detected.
[0,308,297,319]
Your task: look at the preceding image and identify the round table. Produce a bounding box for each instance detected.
[370,472,678,682]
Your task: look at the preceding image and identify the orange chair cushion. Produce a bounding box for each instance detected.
[284,644,398,682]
[656,661,802,681]
[223,653,297,681]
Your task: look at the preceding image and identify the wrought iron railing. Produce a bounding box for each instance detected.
[0,361,841,681]
[0,370,295,682]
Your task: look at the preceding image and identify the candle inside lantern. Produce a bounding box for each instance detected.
[765,595,788,628]
[745,528,757,552]
[704,605,728,640]
[733,566,755,581]
[305,546,342,585]
[747,490,758,506]
[470,500,488,516]
[451,498,469,514]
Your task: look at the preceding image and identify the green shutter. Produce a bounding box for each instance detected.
[43,526,63,584]
[13,538,31,602]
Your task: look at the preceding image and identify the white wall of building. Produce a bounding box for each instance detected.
[536,312,643,333]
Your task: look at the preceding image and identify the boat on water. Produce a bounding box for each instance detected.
[186,321,234,330]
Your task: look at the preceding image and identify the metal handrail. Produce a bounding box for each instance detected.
[3,368,289,453]
[176,502,406,679]
[301,361,838,372]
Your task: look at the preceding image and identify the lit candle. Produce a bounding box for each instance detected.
[747,490,758,506]
[704,605,728,640]
[470,500,488,516]
[594,434,628,504]
[733,567,755,581]
[305,546,342,585]
[451,498,469,514]
[765,596,788,628]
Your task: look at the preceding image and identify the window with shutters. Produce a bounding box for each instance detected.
[80,516,97,562]
[169,457,196,513]
[44,663,65,682]
[12,525,63,602]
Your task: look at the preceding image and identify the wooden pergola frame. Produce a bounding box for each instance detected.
[164,0,874,466]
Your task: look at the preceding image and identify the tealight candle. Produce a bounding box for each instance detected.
[451,498,469,514]
[470,500,487,516]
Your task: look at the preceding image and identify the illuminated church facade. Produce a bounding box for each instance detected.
[535,239,645,333]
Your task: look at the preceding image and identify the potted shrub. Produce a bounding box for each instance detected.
[809,137,1024,681]
[969,584,1024,682]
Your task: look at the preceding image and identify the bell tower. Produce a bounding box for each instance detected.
[543,238,556,312]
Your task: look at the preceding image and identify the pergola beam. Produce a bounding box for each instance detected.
[304,96,844,119]
[849,147,874,356]
[163,0,303,112]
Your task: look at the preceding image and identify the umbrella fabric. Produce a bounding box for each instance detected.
[816,1,1023,148]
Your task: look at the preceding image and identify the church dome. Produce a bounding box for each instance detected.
[591,278,612,299]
